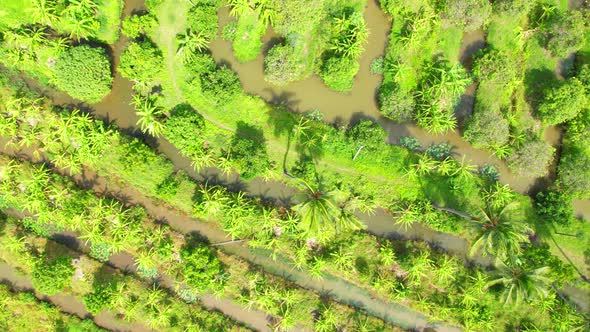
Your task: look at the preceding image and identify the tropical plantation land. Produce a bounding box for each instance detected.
[0,0,589,331]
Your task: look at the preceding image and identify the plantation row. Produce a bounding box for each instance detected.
[0,212,249,331]
[117,0,589,280]
[1,74,587,330]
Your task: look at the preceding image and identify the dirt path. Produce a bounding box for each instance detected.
[0,263,149,332]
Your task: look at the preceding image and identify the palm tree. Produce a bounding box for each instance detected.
[255,0,276,26]
[176,30,209,63]
[228,0,252,17]
[65,17,99,41]
[27,0,59,26]
[486,260,551,304]
[130,95,165,137]
[470,202,531,259]
[293,180,339,239]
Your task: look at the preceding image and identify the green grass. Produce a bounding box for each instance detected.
[0,0,32,28]
[95,0,124,44]
[232,11,266,63]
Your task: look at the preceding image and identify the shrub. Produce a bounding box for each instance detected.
[265,44,306,86]
[155,173,180,200]
[536,78,586,125]
[199,66,241,105]
[163,104,206,158]
[399,136,421,152]
[426,143,453,160]
[346,120,386,150]
[53,45,112,103]
[89,243,111,262]
[180,242,224,292]
[187,3,219,40]
[222,21,237,40]
[319,56,359,92]
[479,164,500,182]
[534,190,574,226]
[229,122,271,180]
[463,109,510,148]
[119,41,164,90]
[121,13,157,39]
[370,57,384,75]
[557,143,590,197]
[83,284,114,315]
[507,139,554,178]
[378,86,415,123]
[443,0,492,31]
[565,109,590,143]
[542,11,586,58]
[31,256,74,296]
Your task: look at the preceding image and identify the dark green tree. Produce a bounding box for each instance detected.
[53,45,112,103]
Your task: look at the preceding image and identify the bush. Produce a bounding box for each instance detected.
[319,56,359,92]
[542,11,586,58]
[557,143,590,197]
[443,0,492,31]
[479,164,499,182]
[187,3,219,40]
[507,139,554,178]
[535,190,574,226]
[155,173,181,200]
[121,13,157,39]
[180,242,224,292]
[463,109,510,148]
[536,78,586,125]
[199,66,241,105]
[399,136,421,152]
[83,283,114,315]
[346,120,386,150]
[370,57,384,75]
[265,44,306,86]
[378,86,415,123]
[229,122,271,180]
[163,104,206,158]
[53,45,112,103]
[89,243,111,262]
[31,256,74,296]
[119,41,164,90]
[565,109,590,144]
[426,143,453,160]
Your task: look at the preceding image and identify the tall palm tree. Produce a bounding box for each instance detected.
[470,202,531,259]
[293,180,339,239]
[486,260,551,304]
[293,179,368,241]
[130,95,165,137]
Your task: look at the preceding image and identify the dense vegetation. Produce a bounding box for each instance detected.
[0,0,589,331]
